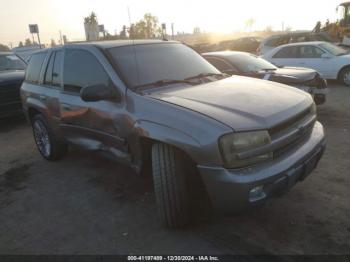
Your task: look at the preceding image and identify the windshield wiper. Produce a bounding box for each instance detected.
[184,72,229,80]
[134,79,197,90]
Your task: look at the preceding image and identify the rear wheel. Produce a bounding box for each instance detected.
[151,143,191,228]
[338,67,350,86]
[32,114,67,160]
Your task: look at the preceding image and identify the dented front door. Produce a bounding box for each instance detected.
[59,48,126,152]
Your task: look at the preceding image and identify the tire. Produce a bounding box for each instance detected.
[151,143,190,228]
[338,67,350,86]
[32,114,67,160]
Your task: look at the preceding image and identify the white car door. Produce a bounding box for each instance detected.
[268,46,301,68]
[296,45,334,78]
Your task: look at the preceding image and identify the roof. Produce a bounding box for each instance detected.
[70,39,179,49]
[0,52,12,55]
[202,51,250,57]
[277,41,326,48]
[266,31,312,39]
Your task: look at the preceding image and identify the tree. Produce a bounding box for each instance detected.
[25,38,32,46]
[129,13,161,39]
[18,41,24,47]
[264,26,273,34]
[0,44,10,51]
[84,12,98,25]
[50,39,57,47]
[120,25,127,39]
[245,18,255,32]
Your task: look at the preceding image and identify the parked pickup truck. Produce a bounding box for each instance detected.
[21,40,326,228]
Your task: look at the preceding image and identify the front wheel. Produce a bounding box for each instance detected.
[338,67,350,86]
[32,114,67,160]
[151,143,191,228]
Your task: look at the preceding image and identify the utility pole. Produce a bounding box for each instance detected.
[37,33,41,47]
[59,30,63,45]
[171,23,174,39]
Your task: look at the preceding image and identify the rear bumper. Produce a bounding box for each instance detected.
[198,121,326,213]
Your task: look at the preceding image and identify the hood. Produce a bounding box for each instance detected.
[256,67,317,84]
[0,70,25,85]
[148,76,312,131]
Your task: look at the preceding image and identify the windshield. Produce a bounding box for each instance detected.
[107,43,220,89]
[227,53,277,73]
[0,54,26,71]
[319,42,347,56]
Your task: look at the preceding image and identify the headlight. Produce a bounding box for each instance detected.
[219,130,272,169]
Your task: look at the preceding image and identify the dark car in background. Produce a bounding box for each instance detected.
[203,51,328,105]
[0,52,26,118]
[215,37,262,53]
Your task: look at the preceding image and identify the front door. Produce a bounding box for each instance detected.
[295,45,333,78]
[59,48,126,153]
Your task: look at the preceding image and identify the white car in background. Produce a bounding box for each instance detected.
[262,41,350,85]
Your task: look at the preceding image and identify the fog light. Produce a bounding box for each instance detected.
[249,185,266,202]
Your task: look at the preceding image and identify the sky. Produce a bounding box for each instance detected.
[0,0,343,46]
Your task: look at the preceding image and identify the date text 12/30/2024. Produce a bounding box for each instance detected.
[127,256,219,261]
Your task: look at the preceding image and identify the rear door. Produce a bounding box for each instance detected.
[59,47,126,152]
[268,46,300,67]
[40,50,63,127]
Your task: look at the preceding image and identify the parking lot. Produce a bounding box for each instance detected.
[0,83,349,255]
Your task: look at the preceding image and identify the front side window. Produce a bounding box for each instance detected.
[298,46,324,58]
[63,49,111,94]
[107,43,220,89]
[206,57,235,72]
[227,53,276,73]
[273,46,298,58]
[0,54,26,72]
[25,52,47,83]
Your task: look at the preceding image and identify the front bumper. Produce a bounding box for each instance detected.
[198,121,326,213]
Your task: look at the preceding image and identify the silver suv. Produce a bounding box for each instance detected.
[21,40,326,228]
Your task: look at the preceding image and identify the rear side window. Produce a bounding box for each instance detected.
[273,46,298,58]
[25,52,47,83]
[63,49,110,94]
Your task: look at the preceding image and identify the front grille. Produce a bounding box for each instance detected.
[269,106,316,159]
[269,107,311,137]
[0,82,22,105]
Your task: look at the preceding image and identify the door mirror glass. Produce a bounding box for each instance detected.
[80,84,120,102]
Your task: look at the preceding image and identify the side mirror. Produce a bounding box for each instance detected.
[80,84,120,102]
[321,53,333,59]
